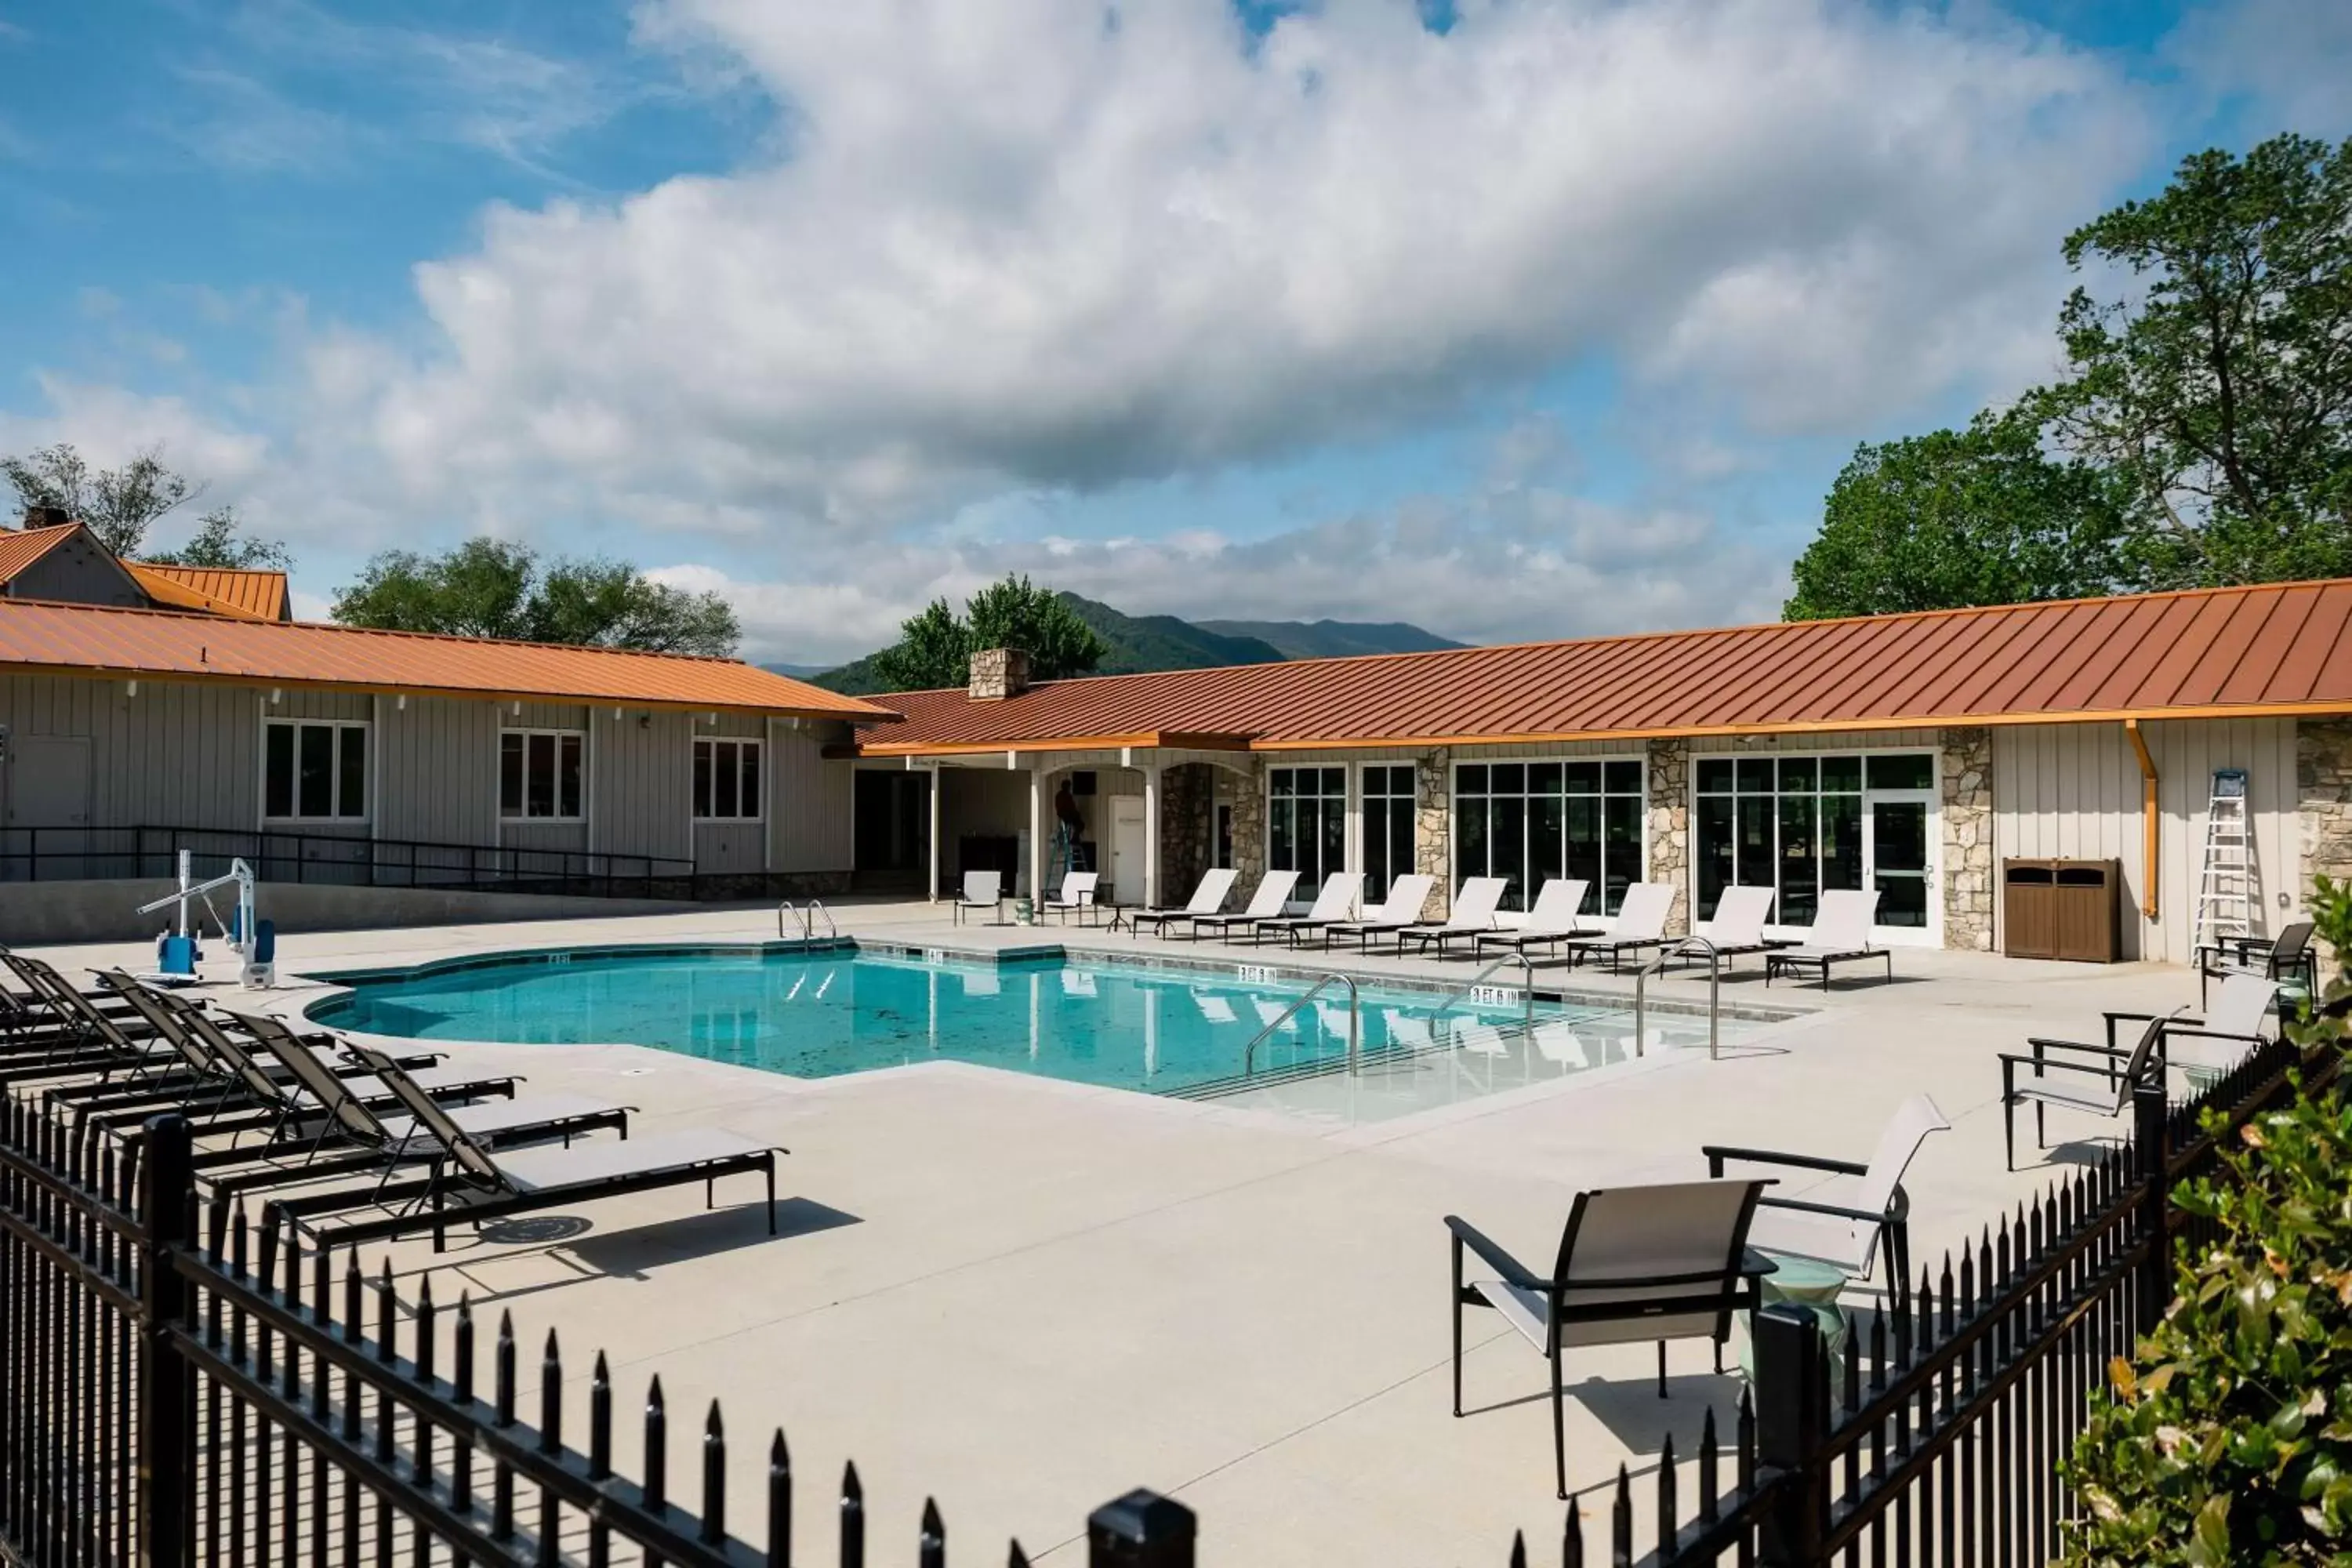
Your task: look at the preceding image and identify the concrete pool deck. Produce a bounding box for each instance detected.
[25,898,2219,1562]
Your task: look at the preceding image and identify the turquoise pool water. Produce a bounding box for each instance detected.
[306,946,1598,1097]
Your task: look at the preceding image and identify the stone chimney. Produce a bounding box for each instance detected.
[20,505,73,531]
[967,647,1031,702]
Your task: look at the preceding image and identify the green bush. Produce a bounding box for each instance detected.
[2060,879,2352,1566]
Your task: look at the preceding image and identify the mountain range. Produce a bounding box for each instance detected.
[779,593,1464,695]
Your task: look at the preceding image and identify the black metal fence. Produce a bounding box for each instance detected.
[0,1101,1196,1567]
[1513,1029,2330,1567]
[0,825,698,901]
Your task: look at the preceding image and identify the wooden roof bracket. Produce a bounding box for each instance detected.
[2124,719,2158,919]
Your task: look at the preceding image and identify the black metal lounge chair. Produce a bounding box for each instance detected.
[1127,868,1239,939]
[1446,1178,1773,1498]
[263,1041,784,1253]
[2196,920,2316,1009]
[1999,1011,2172,1170]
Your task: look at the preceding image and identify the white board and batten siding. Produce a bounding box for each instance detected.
[1992,718,2298,964]
[0,673,262,834]
[768,724,853,876]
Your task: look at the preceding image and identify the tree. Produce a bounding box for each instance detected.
[332,539,740,657]
[1784,414,2129,619]
[2043,134,2352,589]
[3,441,191,556]
[140,507,292,572]
[866,575,1109,690]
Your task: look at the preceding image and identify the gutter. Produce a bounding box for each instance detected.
[2123,719,2158,920]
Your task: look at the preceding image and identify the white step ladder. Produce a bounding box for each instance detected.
[2192,768,2253,957]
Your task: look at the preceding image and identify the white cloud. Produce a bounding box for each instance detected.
[343,0,2146,529]
[2167,0,2352,139]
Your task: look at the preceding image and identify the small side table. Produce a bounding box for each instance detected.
[1740,1254,1852,1385]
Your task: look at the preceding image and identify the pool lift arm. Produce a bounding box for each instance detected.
[134,850,274,987]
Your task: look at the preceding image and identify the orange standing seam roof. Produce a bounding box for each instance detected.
[855,579,2352,756]
[0,597,899,723]
[0,527,82,586]
[124,563,290,621]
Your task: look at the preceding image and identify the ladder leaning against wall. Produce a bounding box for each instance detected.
[2192,768,2253,958]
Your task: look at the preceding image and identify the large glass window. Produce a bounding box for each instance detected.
[1359,764,1416,900]
[1268,766,1347,899]
[500,729,585,821]
[263,720,368,822]
[1695,752,1916,926]
[694,739,763,821]
[1454,758,1643,915]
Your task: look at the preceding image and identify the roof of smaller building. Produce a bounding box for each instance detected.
[124,562,289,621]
[0,597,899,722]
[0,524,85,585]
[857,578,2352,755]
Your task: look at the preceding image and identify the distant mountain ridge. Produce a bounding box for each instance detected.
[777,594,1463,695]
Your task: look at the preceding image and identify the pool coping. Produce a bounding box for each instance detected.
[294,935,1813,1027]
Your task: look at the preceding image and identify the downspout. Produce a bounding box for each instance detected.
[2124,719,2158,920]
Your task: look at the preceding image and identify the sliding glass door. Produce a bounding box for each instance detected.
[1268,766,1347,903]
[1693,751,1939,942]
[1358,764,1416,902]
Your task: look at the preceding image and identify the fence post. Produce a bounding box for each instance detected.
[138,1114,197,1568]
[1753,1305,1829,1568]
[2134,1079,2170,1334]
[1087,1490,1196,1568]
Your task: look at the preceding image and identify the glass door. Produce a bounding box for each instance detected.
[1863,793,1938,942]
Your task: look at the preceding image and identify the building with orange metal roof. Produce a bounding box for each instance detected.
[838,579,2352,964]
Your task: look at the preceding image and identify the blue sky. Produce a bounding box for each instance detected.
[3,0,2349,663]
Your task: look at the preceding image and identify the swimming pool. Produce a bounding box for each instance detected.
[304,944,1697,1105]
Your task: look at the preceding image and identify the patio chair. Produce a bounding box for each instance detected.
[1186,869,1299,941]
[1129,868,1239,939]
[1558,883,1678,973]
[1247,872,1364,949]
[1674,885,1795,974]
[1320,874,1436,952]
[2150,972,2280,1088]
[2196,920,2316,1009]
[1396,877,1509,959]
[2001,1011,2174,1170]
[1703,1094,1949,1308]
[1446,1179,1774,1498]
[952,869,1005,925]
[264,1043,785,1254]
[1040,871,1101,926]
[1470,879,1595,964]
[1762,889,1890,990]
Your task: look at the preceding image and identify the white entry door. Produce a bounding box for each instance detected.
[1862,789,1940,946]
[1109,796,1145,906]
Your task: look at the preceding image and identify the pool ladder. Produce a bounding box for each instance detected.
[1242,974,1360,1079]
[777,899,838,942]
[1631,936,1722,1060]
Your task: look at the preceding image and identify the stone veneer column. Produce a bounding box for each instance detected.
[1646,738,1690,935]
[1225,758,1268,890]
[1158,762,1213,903]
[1940,726,1994,951]
[1413,747,1453,920]
[2298,719,2352,901]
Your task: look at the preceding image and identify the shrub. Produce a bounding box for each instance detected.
[2060,879,2352,1566]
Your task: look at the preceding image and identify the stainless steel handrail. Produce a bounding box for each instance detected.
[806,899,838,939]
[1242,974,1361,1078]
[1633,935,1723,1059]
[777,900,799,938]
[1426,951,1537,1033]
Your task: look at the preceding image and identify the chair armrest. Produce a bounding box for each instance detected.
[1757,1195,1887,1223]
[2162,1026,2266,1046]
[1999,1052,2131,1081]
[2024,1036,2132,1061]
[1701,1145,1869,1178]
[1444,1215,1548,1292]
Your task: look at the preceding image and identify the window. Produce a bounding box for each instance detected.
[1454,758,1644,915]
[694,738,763,821]
[1693,751,1933,927]
[500,729,585,821]
[1267,766,1347,899]
[263,720,368,822]
[1360,764,1417,900]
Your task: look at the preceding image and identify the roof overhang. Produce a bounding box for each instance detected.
[840,728,1253,760]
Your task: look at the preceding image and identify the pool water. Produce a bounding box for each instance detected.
[306,946,1670,1102]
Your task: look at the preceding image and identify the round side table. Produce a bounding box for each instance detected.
[1739,1254,1853,1385]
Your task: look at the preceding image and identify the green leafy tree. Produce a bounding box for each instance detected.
[141,507,292,571]
[2060,877,2352,1566]
[4,441,193,556]
[867,575,1109,690]
[1784,414,2129,619]
[332,539,739,656]
[2042,134,2352,589]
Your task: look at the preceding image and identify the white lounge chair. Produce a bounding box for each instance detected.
[1705,1094,1950,1308]
[1131,869,1240,940]
[1763,889,1890,989]
[1472,879,1595,963]
[1321,874,1437,952]
[1675,885,1795,973]
[1188,869,1300,941]
[1396,876,1510,958]
[1040,870,1101,926]
[1192,992,1240,1025]
[952,869,1005,925]
[1247,872,1364,948]
[1447,1180,1774,1498]
[1559,882,1678,972]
